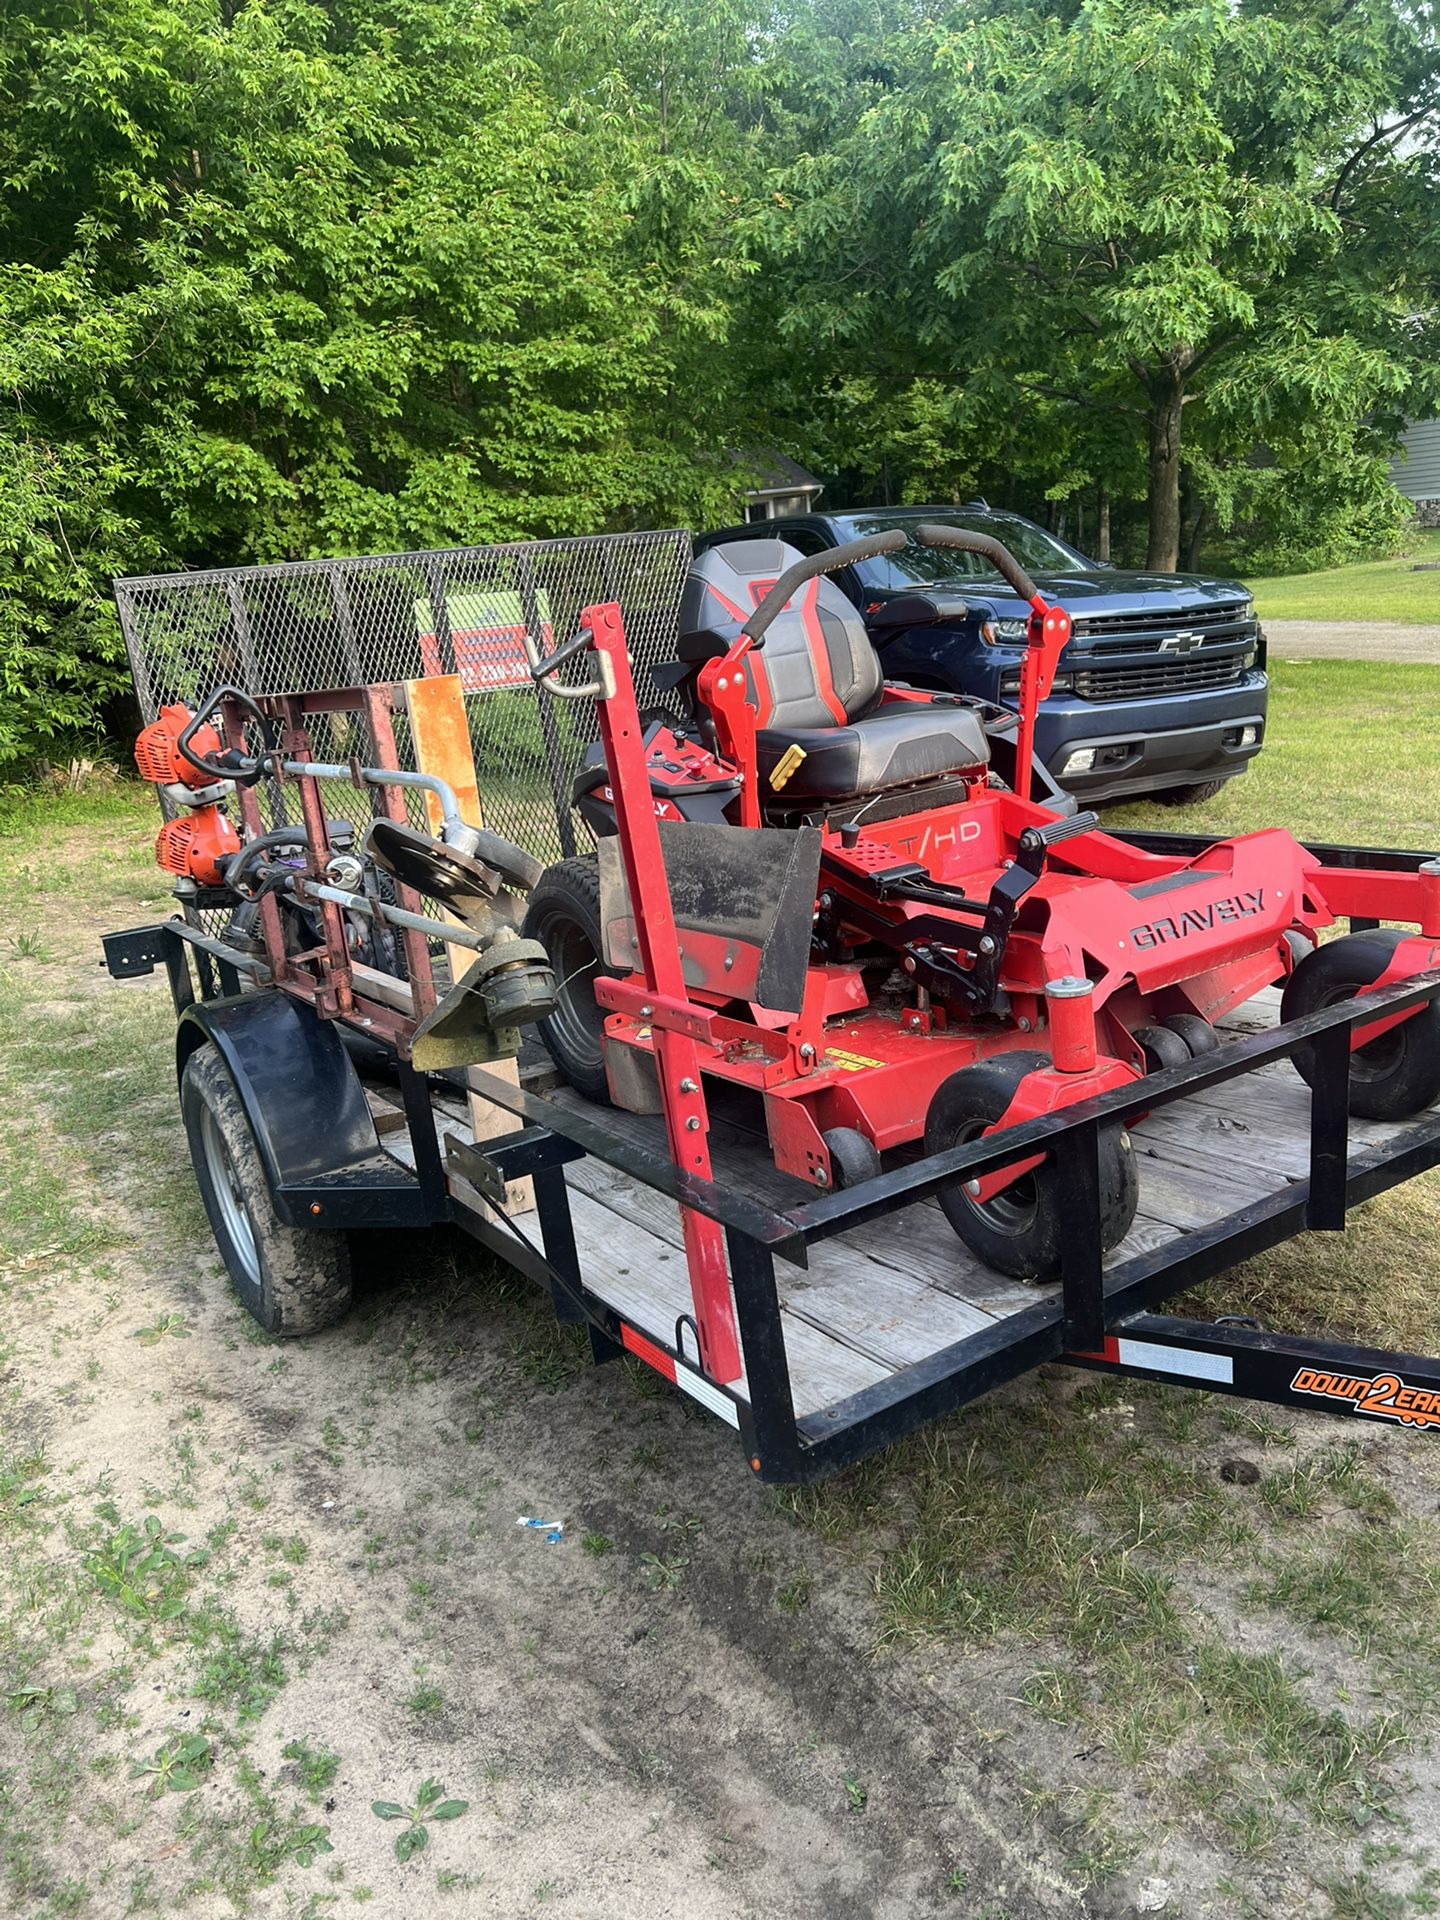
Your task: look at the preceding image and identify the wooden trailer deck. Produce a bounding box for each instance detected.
[369,989,1412,1420]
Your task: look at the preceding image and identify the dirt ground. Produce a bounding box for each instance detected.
[3,795,1440,1920]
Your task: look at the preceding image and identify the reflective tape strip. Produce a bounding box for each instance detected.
[1114,1337,1234,1385]
[620,1324,741,1427]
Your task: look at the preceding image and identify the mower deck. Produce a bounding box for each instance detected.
[362,985,1413,1423]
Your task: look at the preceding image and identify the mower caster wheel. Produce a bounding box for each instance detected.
[181,1045,353,1337]
[1282,929,1440,1121]
[1134,1023,1191,1075]
[821,1127,881,1191]
[522,856,615,1104]
[1284,928,1317,972]
[1162,1013,1218,1058]
[924,1051,1138,1283]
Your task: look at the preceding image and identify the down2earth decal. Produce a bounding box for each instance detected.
[1291,1368,1440,1432]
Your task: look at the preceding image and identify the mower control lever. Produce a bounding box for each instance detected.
[914,524,1040,604]
[1018,810,1100,857]
[740,530,908,647]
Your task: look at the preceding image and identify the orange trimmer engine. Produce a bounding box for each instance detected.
[134,703,241,886]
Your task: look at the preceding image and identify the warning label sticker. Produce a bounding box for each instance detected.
[822,1048,886,1073]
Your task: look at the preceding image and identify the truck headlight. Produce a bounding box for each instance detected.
[982,618,1029,645]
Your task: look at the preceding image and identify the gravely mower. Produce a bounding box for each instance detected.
[104,529,1440,1481]
[521,527,1440,1289]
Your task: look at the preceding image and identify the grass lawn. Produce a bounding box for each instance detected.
[2,663,1440,1918]
[1248,527,1440,625]
[1108,657,1440,849]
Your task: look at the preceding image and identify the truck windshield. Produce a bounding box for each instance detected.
[838,513,1097,591]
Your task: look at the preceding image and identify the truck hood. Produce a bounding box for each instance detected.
[967,568,1251,620]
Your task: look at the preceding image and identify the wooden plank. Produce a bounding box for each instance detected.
[567,1158,1011,1374]
[403,671,532,1214]
[351,960,414,1016]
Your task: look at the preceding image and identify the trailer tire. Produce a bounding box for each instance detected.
[925,1052,1137,1282]
[1281,930,1440,1121]
[522,856,615,1104]
[181,1046,353,1336]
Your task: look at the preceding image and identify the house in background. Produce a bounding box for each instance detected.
[740,452,825,522]
[1390,420,1440,526]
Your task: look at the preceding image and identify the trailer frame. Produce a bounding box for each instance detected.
[106,824,1440,1482]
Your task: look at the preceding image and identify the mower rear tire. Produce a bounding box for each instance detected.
[1281,929,1440,1121]
[181,1046,353,1337]
[522,856,615,1104]
[821,1126,881,1191]
[1135,1024,1191,1075]
[1154,779,1227,807]
[924,1052,1138,1282]
[1162,1013,1219,1058]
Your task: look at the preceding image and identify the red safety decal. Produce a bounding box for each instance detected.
[620,1324,742,1427]
[621,1323,678,1383]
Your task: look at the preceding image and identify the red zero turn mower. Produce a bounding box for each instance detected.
[521,528,1440,1286]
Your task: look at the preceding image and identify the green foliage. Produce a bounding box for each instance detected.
[129,1732,213,1797]
[85,1513,195,1620]
[0,0,759,772]
[281,1737,341,1801]
[4,0,1438,775]
[371,1777,469,1860]
[762,0,1440,571]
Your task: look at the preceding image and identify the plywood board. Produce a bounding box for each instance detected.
[403,671,532,1212]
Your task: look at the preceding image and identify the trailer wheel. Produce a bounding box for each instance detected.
[1281,930,1440,1121]
[925,1053,1137,1282]
[821,1126,881,1191]
[181,1046,353,1336]
[522,856,615,1103]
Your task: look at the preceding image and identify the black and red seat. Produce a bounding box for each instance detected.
[676,539,989,802]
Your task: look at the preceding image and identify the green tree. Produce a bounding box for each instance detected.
[766,0,1440,568]
[0,0,749,770]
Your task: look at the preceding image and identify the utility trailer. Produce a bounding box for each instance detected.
[103,533,1440,1482]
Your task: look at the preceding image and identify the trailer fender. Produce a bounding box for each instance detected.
[176,991,427,1229]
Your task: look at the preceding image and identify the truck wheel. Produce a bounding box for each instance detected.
[1281,929,1440,1121]
[1154,778,1228,806]
[180,1046,353,1336]
[924,1052,1137,1281]
[522,857,614,1103]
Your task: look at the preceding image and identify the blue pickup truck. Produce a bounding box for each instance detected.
[695,503,1268,806]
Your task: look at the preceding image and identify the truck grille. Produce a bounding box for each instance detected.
[1072,656,1246,701]
[1070,601,1253,652]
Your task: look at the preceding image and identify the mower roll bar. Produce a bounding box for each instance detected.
[739,524,1042,648]
[913,524,1040,604]
[740,531,908,645]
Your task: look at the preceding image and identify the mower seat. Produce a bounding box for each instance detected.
[679,539,989,801]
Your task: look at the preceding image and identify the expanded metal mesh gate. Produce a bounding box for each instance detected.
[113,530,694,865]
